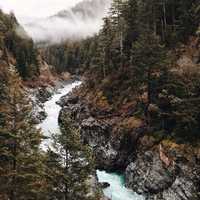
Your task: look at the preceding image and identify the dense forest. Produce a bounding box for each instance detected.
[0,10,39,79]
[0,9,99,200]
[45,0,200,141]
[1,0,200,199]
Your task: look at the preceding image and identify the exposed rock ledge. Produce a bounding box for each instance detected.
[58,94,139,171]
[28,78,79,124]
[125,142,200,200]
[58,93,200,200]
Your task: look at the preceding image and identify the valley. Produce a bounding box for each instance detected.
[0,0,200,200]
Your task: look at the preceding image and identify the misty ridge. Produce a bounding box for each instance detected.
[20,0,111,44]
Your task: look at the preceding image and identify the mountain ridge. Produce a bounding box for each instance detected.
[22,0,111,43]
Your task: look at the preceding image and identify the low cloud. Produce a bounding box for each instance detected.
[20,0,111,44]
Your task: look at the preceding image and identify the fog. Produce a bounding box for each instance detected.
[17,0,111,43]
[0,0,83,18]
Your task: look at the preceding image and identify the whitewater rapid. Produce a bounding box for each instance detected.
[97,170,144,200]
[39,81,82,149]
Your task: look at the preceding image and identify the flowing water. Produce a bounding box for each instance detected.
[39,81,144,200]
[39,81,82,149]
[97,170,144,200]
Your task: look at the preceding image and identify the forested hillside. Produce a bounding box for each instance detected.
[0,10,39,79]
[55,1,200,199]
[46,0,200,141]
[0,10,101,200]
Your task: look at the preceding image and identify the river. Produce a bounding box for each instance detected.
[38,81,144,200]
[39,81,82,149]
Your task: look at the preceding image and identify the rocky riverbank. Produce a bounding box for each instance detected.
[28,76,81,124]
[58,93,140,171]
[33,80,109,200]
[58,91,200,200]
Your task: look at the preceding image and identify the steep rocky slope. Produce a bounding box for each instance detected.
[58,38,200,199]
[59,90,200,200]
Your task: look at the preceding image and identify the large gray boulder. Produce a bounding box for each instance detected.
[125,151,175,194]
[125,150,200,200]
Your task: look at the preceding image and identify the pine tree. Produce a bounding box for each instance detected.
[49,115,95,200]
[157,63,200,140]
[98,17,114,77]
[123,0,139,58]
[0,64,46,200]
[131,32,168,126]
[109,0,126,68]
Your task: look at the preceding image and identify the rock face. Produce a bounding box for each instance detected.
[36,86,54,103]
[80,117,118,169]
[59,92,200,200]
[29,80,69,124]
[59,94,137,171]
[27,88,47,124]
[28,85,55,124]
[125,150,200,200]
[125,151,175,195]
[99,182,110,189]
[59,96,116,170]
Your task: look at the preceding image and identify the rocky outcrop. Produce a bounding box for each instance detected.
[36,86,54,103]
[28,86,55,124]
[86,175,110,200]
[58,90,200,200]
[59,94,139,171]
[125,151,175,195]
[80,117,119,169]
[125,148,200,200]
[29,80,76,124]
[59,96,115,170]
[99,182,110,189]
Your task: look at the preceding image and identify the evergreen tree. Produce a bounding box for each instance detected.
[49,115,95,200]
[98,17,113,77]
[123,0,139,58]
[0,64,46,200]
[109,0,126,68]
[158,65,200,140]
[0,10,39,80]
[131,32,168,125]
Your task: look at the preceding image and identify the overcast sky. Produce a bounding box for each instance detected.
[0,0,82,18]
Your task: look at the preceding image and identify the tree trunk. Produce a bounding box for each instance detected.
[64,149,69,200]
[10,98,17,200]
[10,143,17,200]
[163,1,167,33]
[145,68,152,128]
[120,31,123,68]
[172,2,176,32]
[161,19,165,41]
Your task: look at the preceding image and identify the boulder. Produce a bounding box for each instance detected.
[36,86,54,103]
[58,94,79,106]
[125,150,200,200]
[125,151,175,195]
[99,182,110,189]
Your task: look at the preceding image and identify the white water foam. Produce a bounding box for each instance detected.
[97,170,144,200]
[39,81,82,149]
